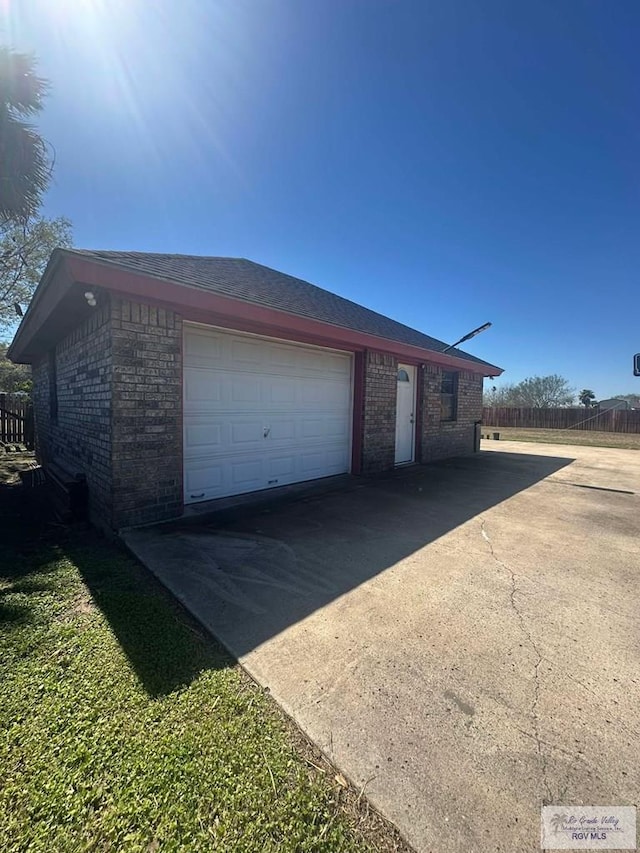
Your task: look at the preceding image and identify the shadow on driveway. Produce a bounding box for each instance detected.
[124,449,574,660]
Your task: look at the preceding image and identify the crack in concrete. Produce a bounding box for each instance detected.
[481,520,554,805]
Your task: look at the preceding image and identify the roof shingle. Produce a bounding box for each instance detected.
[67,250,496,370]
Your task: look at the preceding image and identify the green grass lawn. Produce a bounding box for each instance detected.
[0,456,403,853]
[482,426,640,450]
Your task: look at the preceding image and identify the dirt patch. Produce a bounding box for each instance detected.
[73,594,96,615]
[58,592,97,623]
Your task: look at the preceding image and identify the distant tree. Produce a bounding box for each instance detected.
[483,383,518,407]
[0,47,51,221]
[0,215,72,330]
[578,389,596,408]
[0,341,31,392]
[612,394,640,409]
[509,375,575,408]
[487,375,574,408]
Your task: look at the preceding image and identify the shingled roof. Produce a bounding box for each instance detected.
[64,250,496,371]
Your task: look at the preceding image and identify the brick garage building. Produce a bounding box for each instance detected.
[9,251,502,530]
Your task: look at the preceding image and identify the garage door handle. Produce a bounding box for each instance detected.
[263,427,271,438]
[190,493,205,499]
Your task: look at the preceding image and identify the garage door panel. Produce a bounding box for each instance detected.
[300,418,349,439]
[301,380,348,406]
[230,377,262,403]
[185,457,264,501]
[184,329,225,366]
[269,346,300,369]
[231,338,265,364]
[325,417,350,437]
[185,416,348,457]
[325,354,352,376]
[269,380,297,404]
[184,422,224,452]
[267,455,296,478]
[300,451,326,474]
[184,325,352,503]
[231,459,264,487]
[267,419,296,441]
[301,418,324,439]
[185,462,224,495]
[327,447,350,468]
[184,372,223,404]
[184,444,351,502]
[300,447,349,476]
[230,420,264,445]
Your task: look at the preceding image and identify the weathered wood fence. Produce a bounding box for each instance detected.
[482,406,640,434]
[0,393,34,448]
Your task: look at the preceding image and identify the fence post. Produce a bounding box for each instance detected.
[24,402,34,450]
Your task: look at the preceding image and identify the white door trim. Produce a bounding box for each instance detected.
[394,363,417,465]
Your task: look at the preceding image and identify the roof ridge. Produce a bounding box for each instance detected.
[66,248,242,262]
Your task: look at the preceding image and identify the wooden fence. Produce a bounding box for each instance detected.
[0,393,34,448]
[482,406,640,434]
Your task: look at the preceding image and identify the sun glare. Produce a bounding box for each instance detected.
[4,0,263,185]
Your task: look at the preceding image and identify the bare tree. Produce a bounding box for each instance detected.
[485,375,575,408]
[511,375,575,408]
[483,383,518,406]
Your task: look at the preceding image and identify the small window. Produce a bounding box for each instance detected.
[49,349,58,424]
[397,368,410,382]
[440,371,458,421]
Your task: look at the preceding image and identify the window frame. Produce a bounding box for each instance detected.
[49,349,58,424]
[440,370,458,422]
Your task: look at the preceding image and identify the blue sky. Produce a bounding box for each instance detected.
[3,0,639,397]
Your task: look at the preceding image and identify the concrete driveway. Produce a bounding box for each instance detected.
[125,442,640,852]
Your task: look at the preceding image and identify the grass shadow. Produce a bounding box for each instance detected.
[0,599,33,629]
[0,458,232,698]
[0,469,67,623]
[63,537,234,697]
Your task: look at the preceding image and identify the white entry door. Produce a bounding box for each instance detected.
[183,324,353,503]
[395,363,416,465]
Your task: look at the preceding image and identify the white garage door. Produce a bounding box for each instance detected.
[183,324,353,504]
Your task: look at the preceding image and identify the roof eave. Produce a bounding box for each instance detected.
[9,250,503,376]
[7,249,68,363]
[65,254,503,376]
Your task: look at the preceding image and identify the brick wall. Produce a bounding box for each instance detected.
[419,364,483,462]
[31,300,114,525]
[359,353,483,472]
[31,299,484,528]
[110,299,183,529]
[31,296,183,529]
[361,350,397,472]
